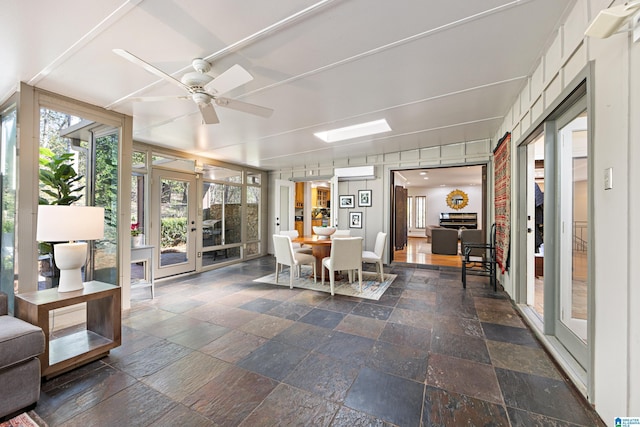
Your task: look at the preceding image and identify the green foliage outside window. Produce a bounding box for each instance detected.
[161,217,187,247]
[38,147,85,205]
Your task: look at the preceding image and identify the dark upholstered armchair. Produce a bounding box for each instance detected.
[431,228,458,255]
[0,292,45,419]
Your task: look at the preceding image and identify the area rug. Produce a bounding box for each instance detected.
[254,267,396,300]
[0,412,43,427]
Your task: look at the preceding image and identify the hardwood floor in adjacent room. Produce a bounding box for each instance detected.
[393,236,462,268]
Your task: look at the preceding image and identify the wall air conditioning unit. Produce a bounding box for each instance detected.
[335,165,376,181]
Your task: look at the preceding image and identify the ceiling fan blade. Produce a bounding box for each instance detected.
[113,49,190,92]
[129,95,190,102]
[215,97,274,118]
[204,64,253,95]
[199,103,219,124]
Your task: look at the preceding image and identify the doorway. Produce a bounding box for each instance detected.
[277,178,336,238]
[391,165,486,267]
[151,169,197,278]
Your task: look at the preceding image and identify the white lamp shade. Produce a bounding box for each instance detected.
[37,205,104,242]
[37,205,104,293]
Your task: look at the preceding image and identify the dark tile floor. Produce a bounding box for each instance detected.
[35,257,605,426]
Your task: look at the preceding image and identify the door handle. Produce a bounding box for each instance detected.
[191,227,197,232]
[527,228,532,233]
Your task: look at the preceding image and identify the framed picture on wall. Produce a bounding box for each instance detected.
[349,211,363,228]
[358,190,372,207]
[339,195,355,208]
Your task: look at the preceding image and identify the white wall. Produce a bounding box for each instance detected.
[268,140,492,261]
[432,186,481,227]
[407,185,483,236]
[493,0,639,421]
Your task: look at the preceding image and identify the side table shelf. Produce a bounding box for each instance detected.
[15,281,121,379]
[131,245,155,298]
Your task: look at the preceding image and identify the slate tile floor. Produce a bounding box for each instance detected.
[36,257,605,426]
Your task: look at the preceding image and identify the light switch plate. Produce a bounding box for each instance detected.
[604,167,613,190]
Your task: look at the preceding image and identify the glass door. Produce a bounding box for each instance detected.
[556,108,589,360]
[517,81,591,390]
[152,169,196,278]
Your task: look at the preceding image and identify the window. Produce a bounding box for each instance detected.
[38,107,119,288]
[415,196,426,229]
[407,196,413,228]
[1,103,17,309]
[201,165,244,266]
[246,173,261,256]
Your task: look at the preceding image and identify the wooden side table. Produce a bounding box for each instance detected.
[15,281,121,379]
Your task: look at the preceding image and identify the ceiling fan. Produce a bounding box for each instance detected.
[113,49,273,124]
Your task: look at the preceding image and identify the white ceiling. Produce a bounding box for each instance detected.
[1,0,574,171]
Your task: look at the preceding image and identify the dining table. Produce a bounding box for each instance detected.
[293,235,333,279]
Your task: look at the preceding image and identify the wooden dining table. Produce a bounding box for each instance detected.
[294,235,333,278]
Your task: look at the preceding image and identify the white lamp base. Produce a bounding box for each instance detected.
[53,242,87,292]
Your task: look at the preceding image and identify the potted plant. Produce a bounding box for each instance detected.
[131,223,144,247]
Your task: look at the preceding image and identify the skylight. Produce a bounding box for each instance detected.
[314,119,391,143]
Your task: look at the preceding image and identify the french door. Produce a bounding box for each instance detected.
[555,103,589,364]
[151,169,197,278]
[520,84,590,378]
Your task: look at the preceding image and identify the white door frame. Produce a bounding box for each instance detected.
[151,169,197,278]
[274,179,295,234]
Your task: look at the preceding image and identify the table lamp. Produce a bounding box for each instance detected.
[37,205,105,292]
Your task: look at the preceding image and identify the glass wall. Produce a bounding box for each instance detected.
[132,148,265,275]
[92,128,119,284]
[38,107,118,288]
[1,104,17,312]
[202,178,242,266]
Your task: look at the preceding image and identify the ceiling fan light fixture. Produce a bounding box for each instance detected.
[191,92,211,106]
[314,119,391,143]
[181,71,213,88]
[113,49,272,123]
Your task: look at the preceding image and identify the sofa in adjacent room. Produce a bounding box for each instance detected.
[431,228,459,255]
[0,292,45,419]
[424,224,442,240]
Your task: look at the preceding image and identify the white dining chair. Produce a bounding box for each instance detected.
[273,234,316,288]
[279,230,312,254]
[330,229,351,239]
[362,231,387,282]
[321,237,362,295]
